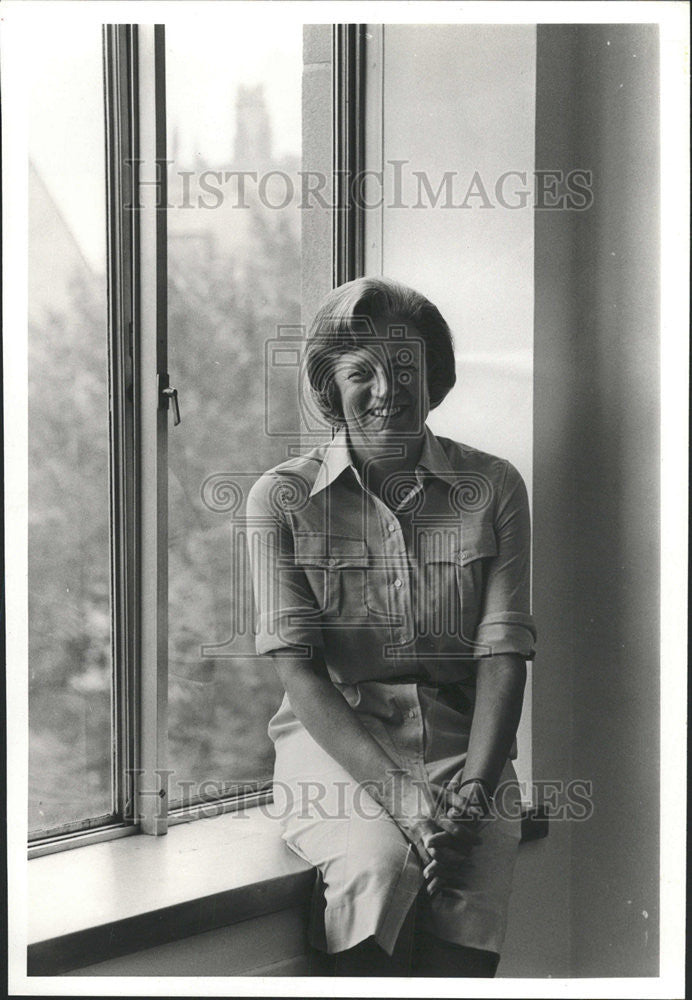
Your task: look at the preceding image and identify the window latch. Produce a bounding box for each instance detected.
[158,373,181,426]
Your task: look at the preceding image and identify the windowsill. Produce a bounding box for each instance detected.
[28,807,315,976]
[28,803,549,975]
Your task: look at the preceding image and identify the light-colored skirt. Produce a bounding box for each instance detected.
[267,679,522,956]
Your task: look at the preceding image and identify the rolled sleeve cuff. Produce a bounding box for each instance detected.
[475,611,537,660]
[254,609,325,658]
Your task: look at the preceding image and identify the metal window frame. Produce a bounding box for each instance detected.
[134,23,169,836]
[28,24,169,856]
[104,22,138,836]
[333,23,367,286]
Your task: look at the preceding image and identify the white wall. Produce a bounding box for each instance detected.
[368,25,535,477]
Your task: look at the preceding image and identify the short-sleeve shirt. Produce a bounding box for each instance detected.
[246,425,536,686]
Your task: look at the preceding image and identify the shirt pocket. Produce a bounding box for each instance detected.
[419,524,497,651]
[293,533,372,623]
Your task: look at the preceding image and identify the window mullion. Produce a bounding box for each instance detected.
[133,23,169,835]
[333,23,366,285]
[103,23,138,830]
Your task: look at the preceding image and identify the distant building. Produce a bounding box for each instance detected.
[168,83,300,270]
[233,84,273,170]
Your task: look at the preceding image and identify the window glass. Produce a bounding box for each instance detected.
[165,25,303,805]
[28,27,113,835]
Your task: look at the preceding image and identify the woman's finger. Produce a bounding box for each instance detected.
[414,843,432,867]
[423,858,440,880]
[426,829,471,852]
[425,875,445,897]
[435,816,482,846]
[425,870,472,897]
[427,820,477,850]
[429,845,474,870]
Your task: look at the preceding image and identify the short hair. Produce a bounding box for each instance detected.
[304,276,456,426]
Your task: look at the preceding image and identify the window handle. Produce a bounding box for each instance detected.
[162,386,181,426]
[158,374,181,426]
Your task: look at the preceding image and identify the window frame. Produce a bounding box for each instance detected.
[28,23,170,855]
[28,21,364,857]
[333,23,366,285]
[103,22,139,840]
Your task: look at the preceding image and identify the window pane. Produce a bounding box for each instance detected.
[28,28,113,834]
[166,25,303,805]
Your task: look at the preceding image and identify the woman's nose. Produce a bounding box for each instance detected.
[369,363,392,401]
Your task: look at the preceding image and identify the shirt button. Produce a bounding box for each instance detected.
[388,523,396,533]
[393,578,403,588]
[408,709,416,719]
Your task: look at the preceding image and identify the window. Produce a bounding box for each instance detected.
[26,22,338,850]
[28,24,114,838]
[164,23,304,808]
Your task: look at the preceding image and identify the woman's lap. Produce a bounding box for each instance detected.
[268,698,521,956]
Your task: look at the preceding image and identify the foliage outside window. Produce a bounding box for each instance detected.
[28,22,307,841]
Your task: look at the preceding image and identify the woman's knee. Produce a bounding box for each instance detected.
[344,824,419,890]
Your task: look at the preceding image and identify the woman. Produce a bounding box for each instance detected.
[246,277,536,977]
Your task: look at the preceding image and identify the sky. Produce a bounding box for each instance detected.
[29,21,303,272]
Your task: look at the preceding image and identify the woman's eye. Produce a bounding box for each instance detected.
[347,369,368,381]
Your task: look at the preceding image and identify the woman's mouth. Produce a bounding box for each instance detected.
[369,405,406,418]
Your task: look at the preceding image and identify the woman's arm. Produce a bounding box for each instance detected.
[270,650,479,866]
[462,652,527,793]
[423,656,527,895]
[461,460,534,794]
[271,650,400,790]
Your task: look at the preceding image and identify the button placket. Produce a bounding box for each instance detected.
[372,494,414,651]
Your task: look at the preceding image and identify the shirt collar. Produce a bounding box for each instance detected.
[415,424,457,487]
[309,426,353,497]
[309,424,456,497]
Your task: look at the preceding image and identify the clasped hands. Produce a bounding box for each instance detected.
[403,776,494,897]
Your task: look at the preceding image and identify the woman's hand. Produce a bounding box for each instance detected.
[382,777,488,896]
[403,816,441,867]
[433,776,494,821]
[420,780,493,897]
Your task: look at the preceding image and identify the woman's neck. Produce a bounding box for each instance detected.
[347,430,425,500]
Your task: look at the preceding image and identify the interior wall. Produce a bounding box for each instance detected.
[376,24,536,478]
[533,24,660,977]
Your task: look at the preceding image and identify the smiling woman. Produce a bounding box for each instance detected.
[307,286,450,501]
[246,275,536,976]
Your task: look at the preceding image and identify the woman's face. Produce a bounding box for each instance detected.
[332,318,430,445]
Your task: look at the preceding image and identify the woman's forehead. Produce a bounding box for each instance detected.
[335,339,421,366]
